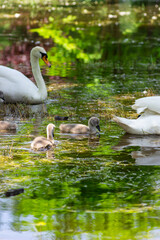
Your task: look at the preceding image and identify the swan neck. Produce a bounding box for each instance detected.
[47,128,54,141]
[30,54,47,99]
[89,126,97,134]
[88,122,97,134]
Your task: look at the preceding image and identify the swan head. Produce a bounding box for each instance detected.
[88,117,100,132]
[31,46,51,67]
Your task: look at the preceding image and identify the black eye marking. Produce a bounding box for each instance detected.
[40,52,48,59]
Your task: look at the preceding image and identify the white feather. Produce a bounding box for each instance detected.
[132,96,160,115]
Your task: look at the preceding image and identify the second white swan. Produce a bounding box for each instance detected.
[113,95,160,134]
[0,46,51,104]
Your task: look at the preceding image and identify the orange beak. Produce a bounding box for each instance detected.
[42,55,51,67]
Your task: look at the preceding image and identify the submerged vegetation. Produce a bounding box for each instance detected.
[0,0,160,239]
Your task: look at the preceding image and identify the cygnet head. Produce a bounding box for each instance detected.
[47,123,55,140]
[88,117,100,132]
[31,46,51,67]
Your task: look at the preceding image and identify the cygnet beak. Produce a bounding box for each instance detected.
[96,125,100,131]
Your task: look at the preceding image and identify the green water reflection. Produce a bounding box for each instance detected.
[0,1,160,240]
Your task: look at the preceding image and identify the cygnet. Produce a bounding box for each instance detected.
[31,123,55,151]
[0,121,17,131]
[59,117,100,134]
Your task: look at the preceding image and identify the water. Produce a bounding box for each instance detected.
[0,1,160,239]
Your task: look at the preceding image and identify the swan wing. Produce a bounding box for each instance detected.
[132,96,160,115]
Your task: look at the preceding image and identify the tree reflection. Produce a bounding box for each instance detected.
[1,1,160,239]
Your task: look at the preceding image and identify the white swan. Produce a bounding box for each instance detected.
[31,123,55,151]
[113,96,160,134]
[59,117,100,134]
[0,46,51,104]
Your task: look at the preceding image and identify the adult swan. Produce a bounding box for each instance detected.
[113,96,160,135]
[0,46,51,104]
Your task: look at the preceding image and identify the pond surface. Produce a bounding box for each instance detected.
[1,1,160,239]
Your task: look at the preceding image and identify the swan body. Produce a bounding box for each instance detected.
[0,46,51,104]
[113,95,160,135]
[59,117,100,134]
[113,115,160,135]
[0,121,17,131]
[31,123,55,151]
